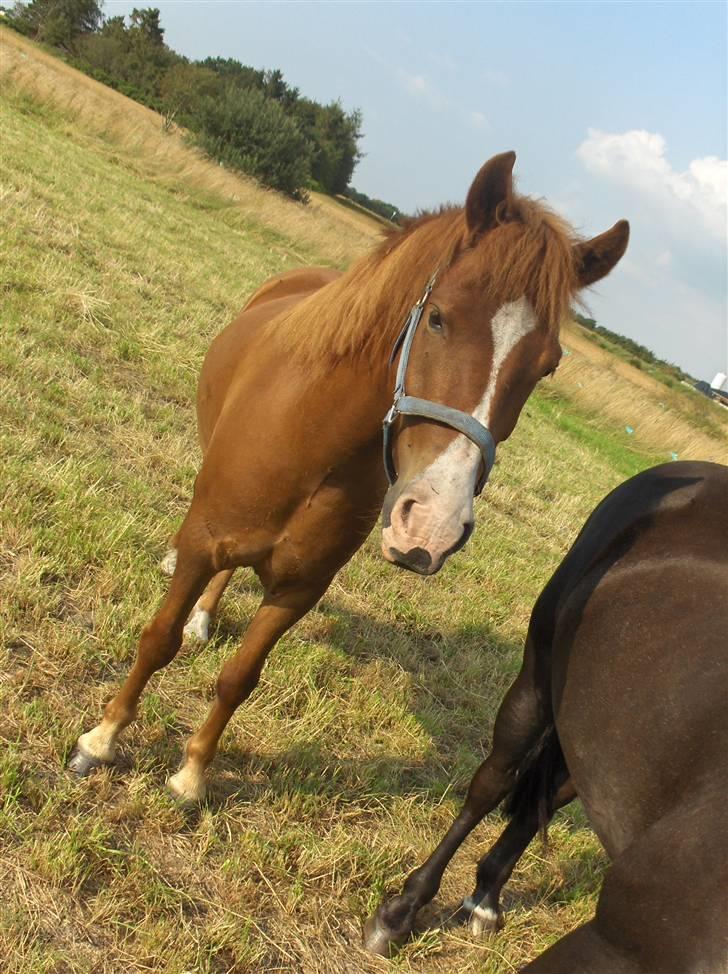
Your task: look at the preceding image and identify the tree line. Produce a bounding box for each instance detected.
[574,313,693,385]
[4,0,400,213]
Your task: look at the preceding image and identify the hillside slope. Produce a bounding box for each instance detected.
[0,27,384,266]
[1,30,725,974]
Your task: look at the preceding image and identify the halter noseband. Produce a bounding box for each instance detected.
[382,273,497,497]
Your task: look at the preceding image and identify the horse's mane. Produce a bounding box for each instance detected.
[271,194,582,374]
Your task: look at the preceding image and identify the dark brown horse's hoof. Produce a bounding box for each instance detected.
[67,747,111,777]
[362,913,405,957]
[462,896,503,936]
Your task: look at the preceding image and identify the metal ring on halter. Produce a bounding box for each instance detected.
[382,273,497,497]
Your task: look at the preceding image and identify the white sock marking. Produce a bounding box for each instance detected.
[463,895,500,935]
[160,548,177,576]
[184,607,210,642]
[77,718,119,762]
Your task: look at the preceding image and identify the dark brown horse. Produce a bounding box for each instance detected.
[365,460,728,973]
[69,151,629,804]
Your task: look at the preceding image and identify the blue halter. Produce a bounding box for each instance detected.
[382,274,497,496]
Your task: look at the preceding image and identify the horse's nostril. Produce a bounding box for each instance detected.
[399,498,416,530]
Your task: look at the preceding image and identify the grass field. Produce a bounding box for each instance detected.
[2,27,727,974]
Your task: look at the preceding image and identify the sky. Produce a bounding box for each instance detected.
[106,0,728,381]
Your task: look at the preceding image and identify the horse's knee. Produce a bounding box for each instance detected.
[138,617,183,671]
[215,657,263,711]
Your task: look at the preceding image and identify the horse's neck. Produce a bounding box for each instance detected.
[276,208,465,383]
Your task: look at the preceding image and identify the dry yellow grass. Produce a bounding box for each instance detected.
[0,27,383,269]
[555,320,728,463]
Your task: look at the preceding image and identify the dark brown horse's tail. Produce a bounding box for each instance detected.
[503,726,567,841]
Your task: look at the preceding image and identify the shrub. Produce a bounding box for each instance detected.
[192,84,313,201]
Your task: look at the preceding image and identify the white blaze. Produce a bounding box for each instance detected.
[419,297,537,497]
[382,297,538,563]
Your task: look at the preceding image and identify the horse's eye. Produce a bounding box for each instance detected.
[428,308,443,333]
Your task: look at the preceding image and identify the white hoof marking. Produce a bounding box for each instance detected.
[463,896,500,936]
[160,548,177,576]
[77,720,118,763]
[168,764,207,804]
[184,607,210,642]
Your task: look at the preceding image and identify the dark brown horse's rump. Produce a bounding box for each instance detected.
[366,461,728,972]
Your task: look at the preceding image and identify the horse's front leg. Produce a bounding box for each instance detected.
[167,576,331,803]
[69,526,215,775]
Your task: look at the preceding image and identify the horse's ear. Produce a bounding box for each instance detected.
[465,151,516,235]
[575,220,630,287]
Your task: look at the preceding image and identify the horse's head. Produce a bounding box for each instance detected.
[382,151,629,575]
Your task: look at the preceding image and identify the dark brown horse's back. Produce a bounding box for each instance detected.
[196,267,342,449]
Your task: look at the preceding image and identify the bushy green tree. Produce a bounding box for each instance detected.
[193,84,313,200]
[9,0,102,50]
[128,6,163,46]
[198,59,300,111]
[290,98,362,194]
[75,6,177,107]
[199,56,265,90]
[313,102,363,194]
[7,3,365,200]
[159,61,221,124]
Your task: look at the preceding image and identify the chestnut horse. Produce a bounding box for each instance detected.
[365,460,728,972]
[69,151,629,804]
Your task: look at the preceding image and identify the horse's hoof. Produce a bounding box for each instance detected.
[67,747,110,777]
[362,913,404,957]
[463,896,502,936]
[160,549,177,577]
[167,766,207,805]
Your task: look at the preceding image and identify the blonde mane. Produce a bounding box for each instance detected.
[271,194,582,374]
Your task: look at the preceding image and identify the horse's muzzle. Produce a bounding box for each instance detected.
[382,483,475,574]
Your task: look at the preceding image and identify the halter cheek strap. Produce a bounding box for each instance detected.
[382,274,497,496]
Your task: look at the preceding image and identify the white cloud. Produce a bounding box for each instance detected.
[577,129,727,243]
[395,67,487,132]
[403,71,427,94]
[361,45,385,66]
[482,67,510,89]
[395,68,449,111]
[425,49,456,71]
[466,110,488,130]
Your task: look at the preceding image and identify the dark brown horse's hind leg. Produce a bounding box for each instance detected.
[167,578,330,803]
[363,634,551,957]
[464,777,576,935]
[69,533,214,776]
